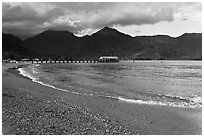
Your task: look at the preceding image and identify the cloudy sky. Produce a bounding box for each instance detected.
[2,2,202,39]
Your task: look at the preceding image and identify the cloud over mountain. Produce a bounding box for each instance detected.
[2,2,202,39]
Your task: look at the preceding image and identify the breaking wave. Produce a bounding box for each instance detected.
[17,66,201,109]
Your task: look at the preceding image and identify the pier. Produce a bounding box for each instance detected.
[3,56,120,64]
[17,60,99,64]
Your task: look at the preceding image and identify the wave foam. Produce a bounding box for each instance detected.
[18,68,39,82]
[17,67,201,109]
[18,68,68,91]
[117,96,201,108]
[18,67,95,97]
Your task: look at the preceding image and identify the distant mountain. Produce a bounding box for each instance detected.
[132,33,202,60]
[78,27,143,59]
[23,30,78,58]
[2,33,38,60]
[2,27,202,60]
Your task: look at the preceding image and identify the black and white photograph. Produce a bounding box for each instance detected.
[2,1,202,135]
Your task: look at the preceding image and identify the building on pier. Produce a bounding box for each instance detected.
[99,56,119,62]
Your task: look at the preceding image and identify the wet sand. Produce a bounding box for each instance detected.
[2,63,202,135]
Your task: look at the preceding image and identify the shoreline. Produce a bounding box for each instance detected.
[17,63,201,109]
[2,63,202,135]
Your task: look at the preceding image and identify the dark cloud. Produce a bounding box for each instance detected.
[2,3,67,39]
[2,2,201,39]
[2,3,65,23]
[3,3,41,23]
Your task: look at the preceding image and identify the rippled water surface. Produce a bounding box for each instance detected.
[19,60,202,108]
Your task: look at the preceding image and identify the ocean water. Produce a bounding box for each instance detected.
[18,60,202,108]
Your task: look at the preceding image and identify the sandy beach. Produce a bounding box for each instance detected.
[2,63,202,135]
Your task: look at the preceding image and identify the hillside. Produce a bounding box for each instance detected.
[2,33,38,60]
[132,33,202,60]
[3,27,202,60]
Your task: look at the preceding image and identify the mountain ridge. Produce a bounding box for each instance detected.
[2,33,38,60]
[2,27,202,60]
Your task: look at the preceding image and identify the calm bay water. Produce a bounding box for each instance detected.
[19,60,202,108]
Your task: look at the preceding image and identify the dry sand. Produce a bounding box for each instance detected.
[2,63,202,135]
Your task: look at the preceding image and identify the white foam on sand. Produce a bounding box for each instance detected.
[18,68,67,91]
[18,68,39,82]
[191,96,202,104]
[117,96,201,108]
[18,67,95,97]
[17,67,201,109]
